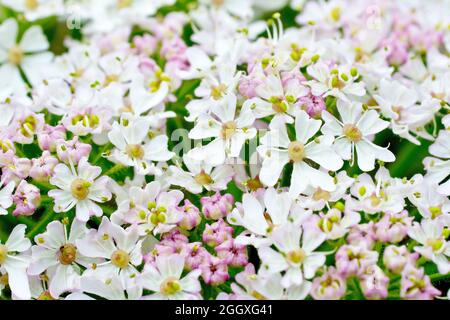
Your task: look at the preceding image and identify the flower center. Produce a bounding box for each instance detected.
[313,188,331,201]
[58,244,77,265]
[111,250,130,269]
[221,121,237,140]
[287,249,306,264]
[117,0,133,9]
[37,291,55,300]
[288,141,305,162]
[429,206,442,219]
[70,179,91,200]
[0,245,8,264]
[0,274,8,286]
[246,177,263,191]
[8,46,23,66]
[269,96,288,113]
[194,172,213,186]
[343,124,362,142]
[160,277,181,295]
[126,144,145,159]
[25,0,39,10]
[426,239,444,252]
[211,84,227,100]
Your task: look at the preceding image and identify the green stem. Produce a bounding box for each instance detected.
[26,207,55,238]
[104,164,125,176]
[430,273,450,282]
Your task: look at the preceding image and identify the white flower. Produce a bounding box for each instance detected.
[111,181,183,236]
[248,73,308,124]
[306,62,365,102]
[373,79,439,144]
[0,19,52,95]
[258,110,343,197]
[169,155,234,194]
[258,222,327,288]
[188,93,256,165]
[408,179,450,220]
[349,167,406,214]
[0,225,31,299]
[28,219,93,298]
[227,188,304,247]
[423,129,450,196]
[138,254,201,300]
[108,115,174,175]
[322,99,395,171]
[66,275,143,300]
[408,219,450,274]
[48,157,112,222]
[1,0,64,21]
[0,181,15,215]
[76,217,143,287]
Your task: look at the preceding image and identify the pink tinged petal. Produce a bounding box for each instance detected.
[20,26,49,52]
[357,110,389,136]
[144,135,174,162]
[281,267,303,288]
[302,228,326,253]
[179,269,202,293]
[258,148,289,187]
[49,264,77,298]
[0,19,18,50]
[271,223,301,253]
[241,193,267,235]
[261,125,290,148]
[77,158,101,181]
[138,265,161,292]
[3,261,30,299]
[334,138,352,160]
[75,200,92,222]
[337,99,362,124]
[156,254,184,280]
[258,247,289,273]
[50,163,75,189]
[289,162,310,198]
[305,136,343,171]
[303,254,326,279]
[264,188,290,226]
[321,111,343,136]
[76,236,115,259]
[294,110,322,144]
[35,220,66,249]
[28,246,58,275]
[21,52,53,85]
[50,190,77,213]
[109,223,139,253]
[108,126,127,150]
[5,224,31,252]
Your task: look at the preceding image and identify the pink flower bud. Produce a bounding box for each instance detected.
[37,125,66,152]
[202,219,233,247]
[29,151,59,182]
[13,180,40,216]
[215,239,248,267]
[201,193,234,220]
[56,137,91,164]
[383,245,418,274]
[400,265,441,300]
[178,200,201,231]
[359,265,389,300]
[311,267,346,300]
[375,211,413,243]
[200,255,229,285]
[335,244,378,278]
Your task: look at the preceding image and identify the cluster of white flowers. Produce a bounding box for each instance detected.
[0,0,448,300]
